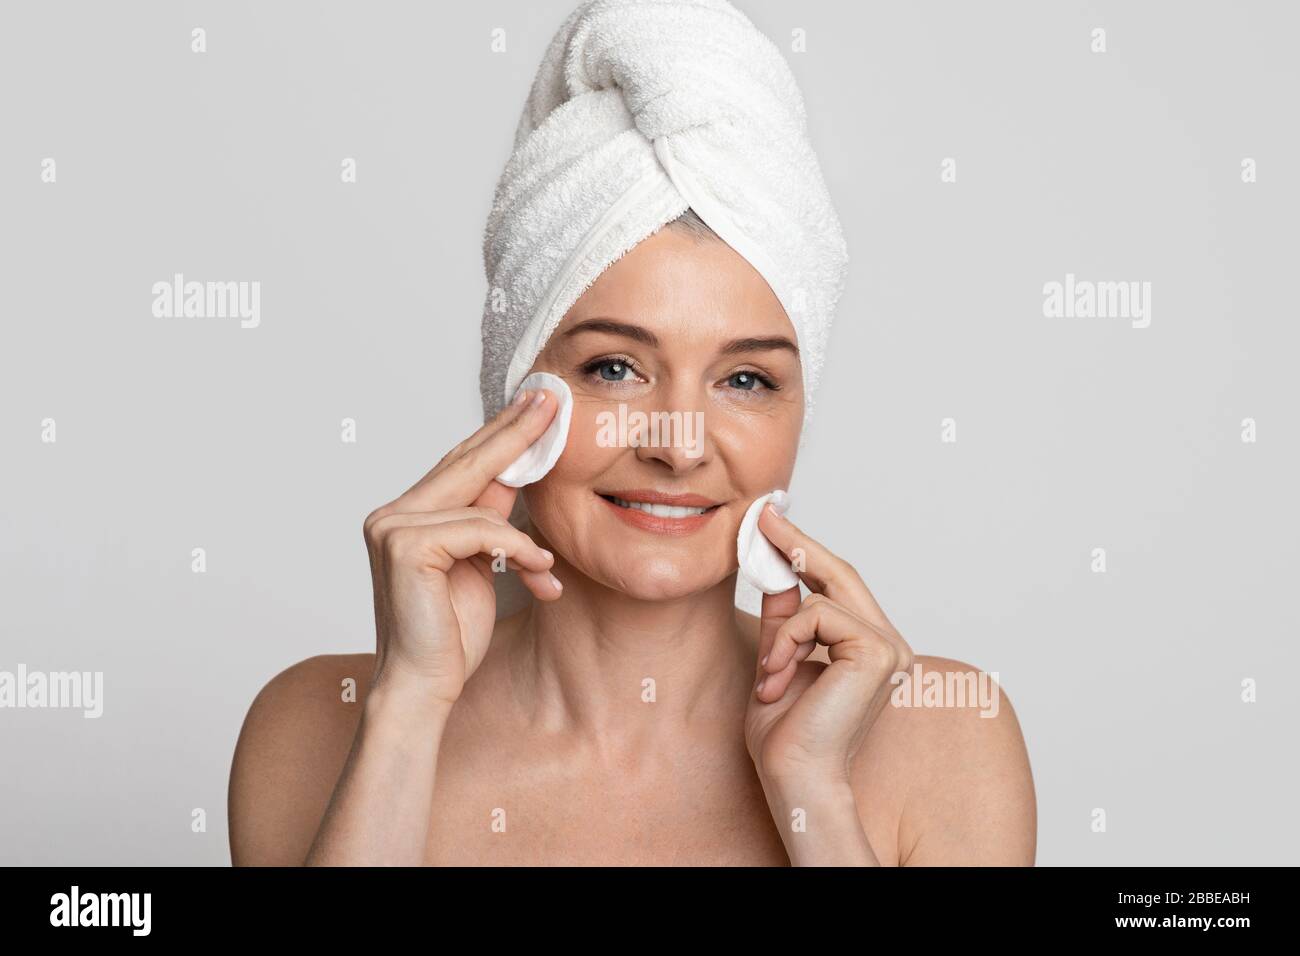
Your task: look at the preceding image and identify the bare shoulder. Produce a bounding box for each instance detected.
[227,652,376,866]
[870,654,1037,866]
[735,613,1035,864]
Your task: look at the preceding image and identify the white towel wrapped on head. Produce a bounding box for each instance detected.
[478,0,847,616]
[479,0,848,435]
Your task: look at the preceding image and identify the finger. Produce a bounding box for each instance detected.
[454,387,536,458]
[389,387,557,515]
[418,389,559,512]
[398,388,535,500]
[365,507,510,555]
[763,597,869,677]
[471,544,563,601]
[788,639,817,666]
[472,478,519,523]
[367,508,561,601]
[755,657,800,704]
[466,389,561,519]
[368,507,509,533]
[756,505,893,633]
[430,518,562,602]
[466,546,563,603]
[756,584,801,680]
[381,517,554,575]
[515,565,564,602]
[759,597,911,707]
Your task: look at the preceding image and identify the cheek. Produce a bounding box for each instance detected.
[519,400,619,537]
[521,393,800,598]
[711,405,800,488]
[548,398,619,480]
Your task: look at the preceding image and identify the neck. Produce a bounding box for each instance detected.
[505,548,754,754]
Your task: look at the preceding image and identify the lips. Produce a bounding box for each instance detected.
[596,489,723,535]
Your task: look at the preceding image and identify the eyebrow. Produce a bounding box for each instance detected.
[563,318,799,357]
[719,336,799,357]
[563,318,660,347]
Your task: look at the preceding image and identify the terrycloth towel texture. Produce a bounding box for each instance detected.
[482,0,845,616]
[478,0,848,433]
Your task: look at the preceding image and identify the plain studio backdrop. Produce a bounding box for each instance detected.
[1,0,1297,865]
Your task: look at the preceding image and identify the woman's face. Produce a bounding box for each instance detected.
[523,226,803,600]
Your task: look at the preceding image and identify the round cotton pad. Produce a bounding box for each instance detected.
[736,490,799,594]
[495,372,574,488]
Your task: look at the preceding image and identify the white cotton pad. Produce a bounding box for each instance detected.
[736,490,799,594]
[495,372,574,488]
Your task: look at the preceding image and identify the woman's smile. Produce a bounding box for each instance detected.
[596,488,725,535]
[218,0,1046,875]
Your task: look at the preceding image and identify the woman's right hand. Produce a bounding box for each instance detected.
[361,388,562,706]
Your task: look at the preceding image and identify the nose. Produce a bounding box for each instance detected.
[630,385,712,473]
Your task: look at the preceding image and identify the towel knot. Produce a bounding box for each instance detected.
[561,0,805,144]
[481,0,847,446]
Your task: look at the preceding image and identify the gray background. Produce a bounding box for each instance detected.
[1,0,1296,865]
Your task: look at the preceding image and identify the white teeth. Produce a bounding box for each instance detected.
[609,496,708,518]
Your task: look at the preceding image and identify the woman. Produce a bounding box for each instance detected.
[228,0,1035,866]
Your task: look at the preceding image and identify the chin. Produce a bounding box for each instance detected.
[597,554,728,602]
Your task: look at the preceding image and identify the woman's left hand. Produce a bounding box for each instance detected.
[744,503,915,791]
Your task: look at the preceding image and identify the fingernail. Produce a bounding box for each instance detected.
[530,389,548,407]
[755,676,767,694]
[766,504,784,519]
[540,548,553,561]
[760,654,769,667]
[512,389,530,406]
[549,573,563,592]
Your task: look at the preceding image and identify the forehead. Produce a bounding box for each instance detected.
[555,228,793,344]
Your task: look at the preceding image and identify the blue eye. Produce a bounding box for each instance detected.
[583,357,639,383]
[727,370,777,391]
[598,360,631,381]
